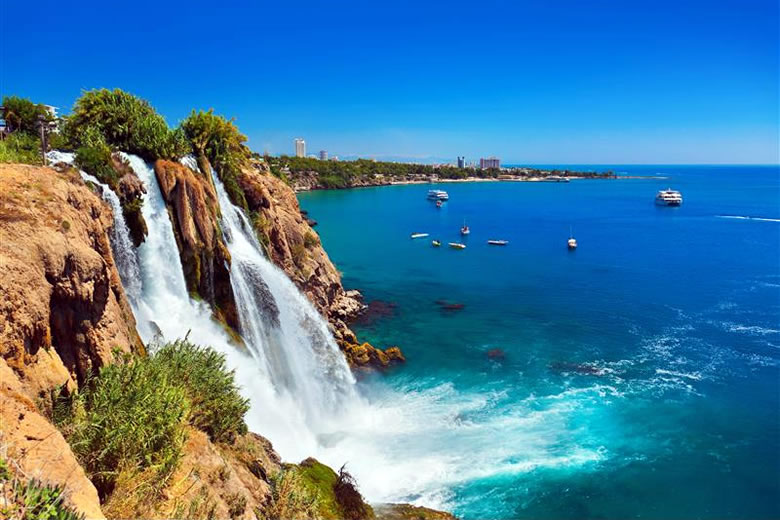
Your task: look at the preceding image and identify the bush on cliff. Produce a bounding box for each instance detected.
[63,88,190,161]
[74,142,119,190]
[150,338,250,442]
[54,339,249,497]
[0,132,42,165]
[181,109,250,209]
[0,459,84,520]
[54,353,190,496]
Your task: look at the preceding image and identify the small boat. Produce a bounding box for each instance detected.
[410,233,429,239]
[655,188,683,206]
[567,226,577,249]
[436,200,443,208]
[448,242,466,249]
[427,189,449,200]
[488,240,509,246]
[432,240,441,247]
[460,220,470,235]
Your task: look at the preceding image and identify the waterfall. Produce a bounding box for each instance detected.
[117,153,363,459]
[208,165,359,426]
[47,151,142,302]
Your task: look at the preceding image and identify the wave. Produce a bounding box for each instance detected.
[717,215,780,223]
[719,321,780,336]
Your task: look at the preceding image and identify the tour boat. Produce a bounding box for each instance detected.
[410,233,429,239]
[655,189,683,206]
[543,175,570,183]
[432,240,441,247]
[427,189,449,200]
[449,242,466,249]
[488,240,509,246]
[460,220,470,235]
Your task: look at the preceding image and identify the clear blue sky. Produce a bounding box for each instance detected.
[2,0,778,164]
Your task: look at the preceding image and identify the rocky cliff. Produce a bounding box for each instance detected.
[153,159,238,330]
[236,159,404,370]
[0,162,144,518]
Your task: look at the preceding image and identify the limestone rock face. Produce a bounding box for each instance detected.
[237,163,364,331]
[0,163,145,519]
[237,162,405,369]
[0,163,142,401]
[108,428,281,519]
[153,159,238,329]
[113,153,148,247]
[0,360,105,520]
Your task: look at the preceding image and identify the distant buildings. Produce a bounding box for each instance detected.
[319,150,328,161]
[294,138,306,158]
[480,157,500,169]
[457,156,465,168]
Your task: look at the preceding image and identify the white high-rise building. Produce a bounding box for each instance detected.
[294,138,306,158]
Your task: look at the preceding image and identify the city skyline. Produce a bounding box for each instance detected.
[2,0,777,164]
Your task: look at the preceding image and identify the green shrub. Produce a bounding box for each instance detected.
[54,353,190,496]
[251,211,272,249]
[0,458,85,520]
[2,95,50,135]
[74,143,119,190]
[261,469,319,520]
[151,339,250,442]
[181,109,250,209]
[290,242,307,268]
[333,465,372,520]
[63,88,190,161]
[303,231,319,249]
[0,132,42,164]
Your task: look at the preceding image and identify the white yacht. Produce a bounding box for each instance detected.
[655,189,683,206]
[427,189,449,200]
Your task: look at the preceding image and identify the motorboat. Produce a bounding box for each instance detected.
[449,242,466,249]
[432,240,441,247]
[436,200,443,208]
[410,233,429,239]
[488,240,509,246]
[655,189,683,206]
[460,220,470,235]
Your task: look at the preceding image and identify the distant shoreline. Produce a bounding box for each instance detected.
[294,174,669,193]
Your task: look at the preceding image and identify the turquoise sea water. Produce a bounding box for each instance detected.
[298,166,780,519]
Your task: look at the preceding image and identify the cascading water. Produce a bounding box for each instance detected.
[209,165,358,426]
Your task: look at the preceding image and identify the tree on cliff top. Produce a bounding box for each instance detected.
[63,88,190,162]
[181,109,251,209]
[2,95,51,136]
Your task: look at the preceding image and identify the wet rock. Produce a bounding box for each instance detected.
[353,299,397,326]
[338,341,406,370]
[436,300,465,312]
[487,348,506,360]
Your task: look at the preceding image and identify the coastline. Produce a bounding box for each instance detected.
[293,174,670,193]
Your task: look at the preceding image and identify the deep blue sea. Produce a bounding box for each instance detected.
[298,166,780,520]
